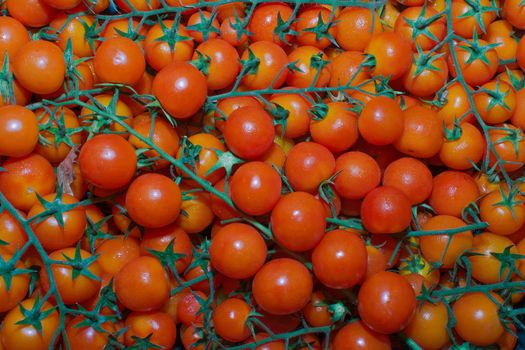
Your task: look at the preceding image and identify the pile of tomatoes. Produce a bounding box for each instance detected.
[1,0,525,349]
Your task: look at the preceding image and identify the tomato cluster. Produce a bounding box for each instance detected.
[1,0,525,349]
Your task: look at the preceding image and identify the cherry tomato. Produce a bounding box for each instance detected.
[213,298,251,342]
[361,186,412,234]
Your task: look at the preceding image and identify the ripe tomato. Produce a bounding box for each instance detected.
[6,0,56,28]
[231,161,281,216]
[439,122,485,170]
[488,125,525,172]
[209,178,240,220]
[469,232,517,284]
[213,298,251,342]
[13,40,65,95]
[310,102,359,153]
[94,37,145,86]
[486,20,519,70]
[248,3,295,46]
[210,223,267,279]
[124,311,177,349]
[394,6,445,51]
[510,88,525,130]
[144,21,194,71]
[419,215,473,268]
[219,16,248,47]
[79,134,137,190]
[436,81,474,125]
[40,247,102,304]
[181,324,206,350]
[95,236,141,276]
[475,81,516,124]
[0,16,29,58]
[186,11,220,43]
[451,0,497,38]
[335,7,382,51]
[284,142,335,193]
[504,0,525,29]
[125,173,182,228]
[286,46,331,88]
[394,105,443,158]
[101,18,147,44]
[140,224,193,274]
[334,151,381,199]
[358,96,404,145]
[65,316,115,350]
[28,193,86,251]
[383,157,433,204]
[333,321,391,350]
[0,255,29,313]
[453,292,504,346]
[252,258,313,315]
[241,41,288,90]
[177,290,208,326]
[358,271,416,334]
[79,93,133,137]
[480,189,525,235]
[449,38,499,86]
[361,186,412,234]
[302,291,332,327]
[404,302,450,350]
[35,107,82,164]
[223,106,275,160]
[0,297,59,350]
[402,52,449,97]
[366,32,412,80]
[270,92,311,139]
[42,0,81,9]
[296,6,338,49]
[175,189,214,234]
[329,51,371,90]
[214,96,261,132]
[312,229,367,289]
[115,256,170,312]
[194,38,240,90]
[114,0,160,11]
[152,61,208,119]
[0,210,27,255]
[429,171,480,217]
[49,14,97,57]
[271,191,326,252]
[0,105,38,157]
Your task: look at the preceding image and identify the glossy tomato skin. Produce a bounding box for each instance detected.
[0,255,29,313]
[28,193,86,251]
[0,154,56,211]
[365,32,412,80]
[480,190,525,236]
[361,186,412,234]
[6,0,57,28]
[383,157,433,204]
[453,292,505,346]
[79,134,137,190]
[270,92,311,139]
[488,125,525,172]
[312,229,367,289]
[0,105,38,157]
[302,291,332,327]
[241,41,288,90]
[144,21,194,71]
[358,271,416,334]
[65,316,115,350]
[94,37,145,85]
[40,248,102,304]
[284,142,335,193]
[0,211,27,255]
[252,258,313,315]
[230,161,282,216]
[125,173,182,229]
[286,46,331,88]
[333,321,392,350]
[248,3,294,46]
[213,298,251,342]
[419,215,473,268]
[309,102,359,153]
[271,192,326,252]
[152,61,208,119]
[469,232,518,284]
[95,236,141,276]
[359,96,404,146]
[0,298,59,350]
[334,151,381,199]
[404,302,450,350]
[335,7,382,51]
[296,6,338,49]
[0,16,30,58]
[124,311,177,349]
[115,256,170,312]
[13,40,65,95]
[194,38,240,90]
[140,224,193,274]
[429,171,480,218]
[209,223,267,279]
[223,106,275,160]
[439,122,485,170]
